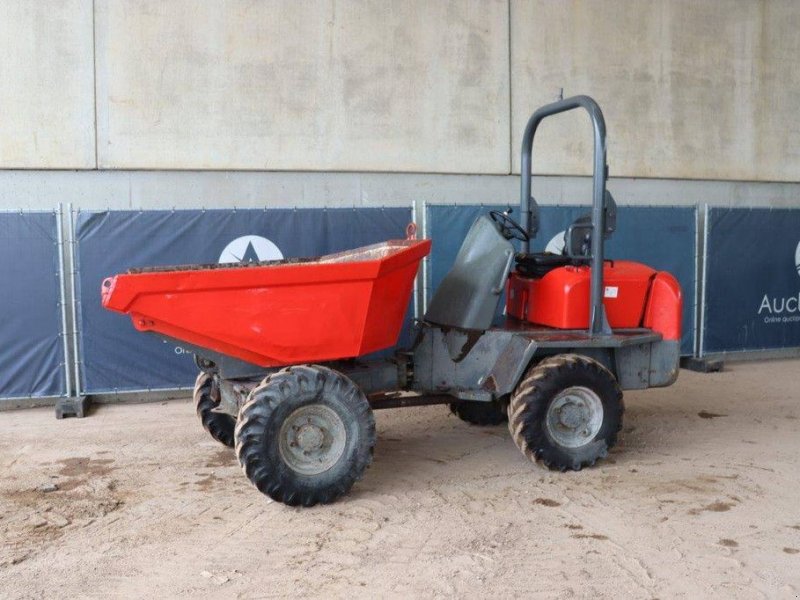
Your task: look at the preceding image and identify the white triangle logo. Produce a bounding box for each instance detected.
[218,235,283,264]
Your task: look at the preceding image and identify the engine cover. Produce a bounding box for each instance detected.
[507,260,671,331]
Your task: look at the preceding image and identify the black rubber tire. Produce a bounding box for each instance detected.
[194,372,236,448]
[449,400,507,426]
[234,365,376,507]
[508,354,623,471]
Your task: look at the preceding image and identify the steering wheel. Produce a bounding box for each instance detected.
[489,210,530,242]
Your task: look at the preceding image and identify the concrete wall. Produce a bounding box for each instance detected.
[511,0,800,181]
[0,0,95,169]
[2,170,798,213]
[1,0,799,184]
[94,0,510,172]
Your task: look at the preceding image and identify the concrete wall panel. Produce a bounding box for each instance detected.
[0,1,95,168]
[2,169,798,213]
[511,0,800,181]
[95,0,510,173]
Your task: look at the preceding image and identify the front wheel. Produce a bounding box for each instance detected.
[508,354,623,471]
[234,365,375,507]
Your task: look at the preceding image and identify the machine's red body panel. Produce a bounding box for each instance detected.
[642,271,683,341]
[506,260,681,336]
[102,239,431,367]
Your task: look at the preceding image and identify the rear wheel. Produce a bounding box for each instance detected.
[234,365,375,507]
[194,372,236,448]
[508,354,623,471]
[449,400,507,426]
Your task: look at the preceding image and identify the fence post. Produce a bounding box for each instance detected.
[56,204,73,397]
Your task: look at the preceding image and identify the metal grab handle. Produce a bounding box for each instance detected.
[519,95,610,335]
[492,249,515,295]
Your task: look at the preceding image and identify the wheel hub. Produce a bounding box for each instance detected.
[296,423,325,452]
[558,403,585,429]
[279,404,347,475]
[545,386,604,449]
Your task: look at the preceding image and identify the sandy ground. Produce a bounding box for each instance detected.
[1,360,799,599]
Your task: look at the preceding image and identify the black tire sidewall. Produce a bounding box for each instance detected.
[236,366,375,506]
[261,385,371,497]
[194,373,236,448]
[513,356,622,470]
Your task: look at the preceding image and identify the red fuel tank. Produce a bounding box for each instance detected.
[506,260,657,330]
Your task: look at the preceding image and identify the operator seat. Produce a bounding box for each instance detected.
[514,252,582,278]
[514,214,592,278]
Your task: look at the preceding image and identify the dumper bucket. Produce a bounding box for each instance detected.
[102,239,431,367]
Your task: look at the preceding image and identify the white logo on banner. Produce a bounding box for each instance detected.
[756,239,800,324]
[545,230,566,254]
[218,235,283,264]
[795,240,800,277]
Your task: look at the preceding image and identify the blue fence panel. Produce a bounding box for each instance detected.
[703,207,800,354]
[0,211,66,399]
[76,207,411,393]
[426,204,696,355]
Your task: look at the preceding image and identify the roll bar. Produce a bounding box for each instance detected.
[519,95,611,335]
